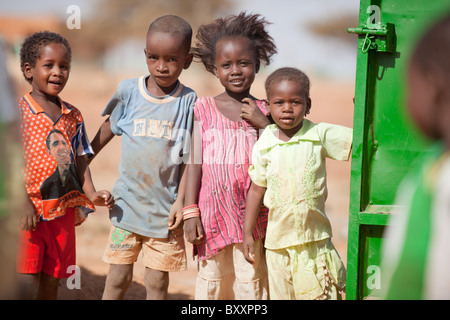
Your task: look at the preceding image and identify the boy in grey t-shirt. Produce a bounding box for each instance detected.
[89,15,195,300]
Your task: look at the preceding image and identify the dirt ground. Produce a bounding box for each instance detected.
[14,63,355,300]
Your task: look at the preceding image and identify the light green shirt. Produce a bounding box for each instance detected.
[249,120,353,249]
[382,142,450,300]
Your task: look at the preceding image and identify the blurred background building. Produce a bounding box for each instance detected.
[0,0,359,80]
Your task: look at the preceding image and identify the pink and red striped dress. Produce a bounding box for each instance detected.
[194,97,268,260]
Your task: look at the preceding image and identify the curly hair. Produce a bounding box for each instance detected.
[193,11,277,74]
[20,31,72,84]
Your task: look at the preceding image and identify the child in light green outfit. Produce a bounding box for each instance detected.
[243,67,352,300]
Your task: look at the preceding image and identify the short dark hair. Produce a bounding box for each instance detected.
[193,11,277,75]
[265,67,311,114]
[20,31,71,84]
[265,67,310,98]
[147,15,193,54]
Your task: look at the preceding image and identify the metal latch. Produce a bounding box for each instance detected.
[347,23,396,53]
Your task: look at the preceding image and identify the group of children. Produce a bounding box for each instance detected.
[16,11,354,300]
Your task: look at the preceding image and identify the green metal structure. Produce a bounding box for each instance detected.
[346,0,450,299]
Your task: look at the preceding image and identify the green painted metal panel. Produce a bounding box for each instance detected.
[359,225,384,298]
[346,0,450,300]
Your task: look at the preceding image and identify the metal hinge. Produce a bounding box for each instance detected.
[347,23,396,53]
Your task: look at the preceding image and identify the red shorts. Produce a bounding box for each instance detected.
[17,207,76,279]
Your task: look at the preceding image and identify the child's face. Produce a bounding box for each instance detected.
[144,31,193,94]
[407,62,440,140]
[267,79,310,137]
[24,43,70,97]
[213,36,259,96]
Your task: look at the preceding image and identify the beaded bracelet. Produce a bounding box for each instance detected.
[182,204,200,221]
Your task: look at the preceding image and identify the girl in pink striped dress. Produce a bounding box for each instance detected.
[183,12,277,299]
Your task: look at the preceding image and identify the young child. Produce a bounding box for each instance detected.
[243,67,352,300]
[381,14,450,300]
[183,12,277,300]
[89,15,196,300]
[17,31,114,299]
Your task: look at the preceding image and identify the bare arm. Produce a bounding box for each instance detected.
[88,117,115,164]
[183,115,204,244]
[76,155,114,209]
[20,193,37,231]
[243,182,266,264]
[167,162,187,230]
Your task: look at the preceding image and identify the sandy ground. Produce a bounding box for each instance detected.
[15,63,355,300]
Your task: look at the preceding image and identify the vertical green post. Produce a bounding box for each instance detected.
[346,0,449,299]
[346,0,371,297]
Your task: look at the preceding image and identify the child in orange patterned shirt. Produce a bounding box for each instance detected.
[17,31,114,300]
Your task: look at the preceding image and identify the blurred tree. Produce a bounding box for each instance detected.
[60,0,232,60]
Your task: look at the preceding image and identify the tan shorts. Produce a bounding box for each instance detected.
[195,239,269,300]
[103,225,187,272]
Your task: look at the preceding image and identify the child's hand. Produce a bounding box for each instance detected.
[20,198,37,231]
[242,234,255,265]
[90,190,115,209]
[168,198,183,231]
[241,98,270,129]
[184,216,204,245]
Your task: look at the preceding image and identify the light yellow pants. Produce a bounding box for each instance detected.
[266,238,346,300]
[195,239,269,300]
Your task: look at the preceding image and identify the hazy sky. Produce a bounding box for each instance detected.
[0,0,360,79]
[231,0,359,79]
